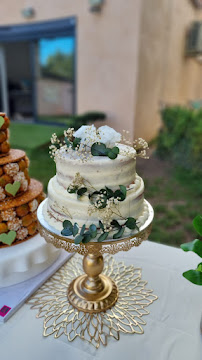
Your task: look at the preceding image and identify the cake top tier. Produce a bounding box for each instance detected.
[0,113,10,157]
[49,124,149,164]
[56,143,137,191]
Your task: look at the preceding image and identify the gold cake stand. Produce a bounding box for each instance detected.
[37,200,154,314]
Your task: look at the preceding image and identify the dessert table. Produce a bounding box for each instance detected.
[0,240,201,360]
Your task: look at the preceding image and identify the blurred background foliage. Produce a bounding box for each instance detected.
[155,106,202,176]
[139,105,202,247]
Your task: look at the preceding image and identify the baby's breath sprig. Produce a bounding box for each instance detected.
[133,138,149,159]
[49,128,83,161]
[122,129,133,146]
[64,128,74,142]
[50,133,60,145]
[52,201,73,219]
[121,130,149,159]
[67,172,87,198]
[49,133,63,160]
[88,195,126,232]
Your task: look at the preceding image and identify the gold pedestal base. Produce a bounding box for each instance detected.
[68,274,118,313]
[28,254,158,348]
[67,251,118,313]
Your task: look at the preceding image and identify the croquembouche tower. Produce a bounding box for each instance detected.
[0,112,45,247]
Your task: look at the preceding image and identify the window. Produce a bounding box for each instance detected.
[0,18,76,124]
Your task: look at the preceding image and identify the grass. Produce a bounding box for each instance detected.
[10,123,65,150]
[9,122,62,191]
[143,169,202,247]
[28,148,56,191]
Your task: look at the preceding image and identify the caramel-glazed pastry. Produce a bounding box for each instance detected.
[0,113,46,247]
[0,112,10,157]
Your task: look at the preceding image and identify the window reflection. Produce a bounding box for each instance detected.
[36,36,75,122]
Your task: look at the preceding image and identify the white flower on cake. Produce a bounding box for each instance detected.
[74,125,121,151]
[97,125,121,148]
[74,125,99,150]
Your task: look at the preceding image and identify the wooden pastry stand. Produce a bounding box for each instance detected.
[37,199,154,314]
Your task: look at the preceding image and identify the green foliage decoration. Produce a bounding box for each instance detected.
[61,216,139,244]
[89,185,127,209]
[91,143,120,160]
[67,185,87,199]
[155,106,202,175]
[181,215,202,285]
[64,180,138,243]
[64,136,81,150]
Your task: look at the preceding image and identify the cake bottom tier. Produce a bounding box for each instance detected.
[0,233,61,287]
[46,174,147,231]
[41,198,150,241]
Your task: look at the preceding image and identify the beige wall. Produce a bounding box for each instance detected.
[1,0,201,141]
[0,0,142,136]
[135,0,202,140]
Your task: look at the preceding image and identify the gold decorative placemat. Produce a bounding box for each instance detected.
[27,254,158,349]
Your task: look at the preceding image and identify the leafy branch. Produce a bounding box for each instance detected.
[64,136,81,150]
[61,216,139,244]
[62,220,98,244]
[91,143,119,160]
[68,181,127,208]
[89,185,127,209]
[181,215,202,285]
[110,217,139,240]
[67,185,87,199]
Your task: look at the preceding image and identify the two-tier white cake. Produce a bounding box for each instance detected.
[42,125,150,242]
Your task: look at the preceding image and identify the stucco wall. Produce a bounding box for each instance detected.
[0,0,142,136]
[135,0,202,140]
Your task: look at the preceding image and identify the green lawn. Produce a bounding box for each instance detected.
[10,122,64,150]
[141,167,202,247]
[9,122,64,191]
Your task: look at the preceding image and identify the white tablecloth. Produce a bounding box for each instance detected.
[0,241,201,360]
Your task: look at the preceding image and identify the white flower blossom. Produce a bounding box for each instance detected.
[98,125,121,148]
[74,125,99,151]
[74,124,121,151]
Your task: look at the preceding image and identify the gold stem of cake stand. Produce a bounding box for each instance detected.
[68,246,118,313]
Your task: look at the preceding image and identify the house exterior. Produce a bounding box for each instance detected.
[0,0,202,140]
[135,0,202,140]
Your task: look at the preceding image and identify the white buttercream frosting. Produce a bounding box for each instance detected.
[45,174,144,227]
[56,143,136,191]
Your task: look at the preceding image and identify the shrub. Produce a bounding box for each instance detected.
[68,111,106,128]
[155,106,202,174]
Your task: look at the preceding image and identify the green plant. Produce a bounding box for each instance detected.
[68,111,106,126]
[155,106,202,175]
[91,143,119,159]
[61,217,139,244]
[181,215,202,285]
